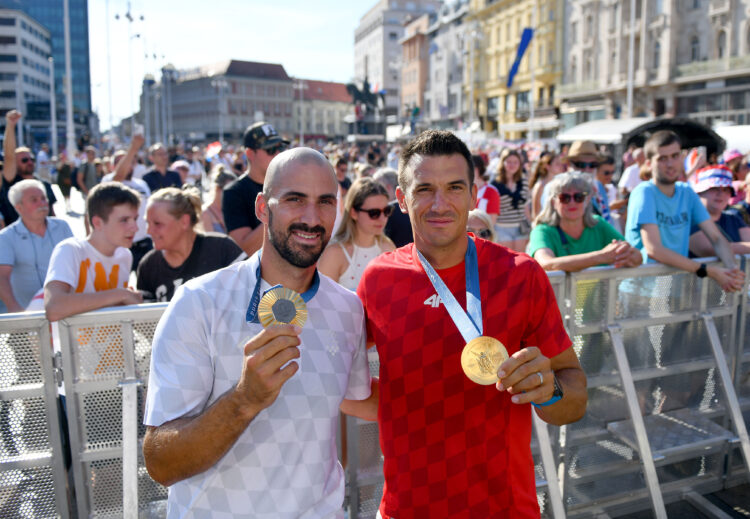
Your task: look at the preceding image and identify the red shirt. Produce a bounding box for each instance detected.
[476,184,501,216]
[358,239,571,519]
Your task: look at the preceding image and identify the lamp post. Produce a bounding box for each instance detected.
[293,79,308,145]
[48,56,57,155]
[115,1,144,137]
[63,0,76,157]
[211,76,228,143]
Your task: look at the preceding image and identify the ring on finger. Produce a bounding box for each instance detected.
[536,371,544,386]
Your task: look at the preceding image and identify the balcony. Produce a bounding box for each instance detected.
[674,55,750,79]
[558,80,600,97]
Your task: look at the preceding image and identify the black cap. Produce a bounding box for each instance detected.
[242,122,290,150]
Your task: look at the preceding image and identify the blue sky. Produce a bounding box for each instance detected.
[89,0,375,130]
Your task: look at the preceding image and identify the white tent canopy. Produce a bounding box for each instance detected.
[556,117,654,144]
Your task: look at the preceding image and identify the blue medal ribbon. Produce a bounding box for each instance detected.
[245,250,321,323]
[417,238,482,343]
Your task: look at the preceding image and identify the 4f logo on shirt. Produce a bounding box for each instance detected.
[424,294,442,308]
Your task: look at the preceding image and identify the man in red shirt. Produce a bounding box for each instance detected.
[358,130,587,518]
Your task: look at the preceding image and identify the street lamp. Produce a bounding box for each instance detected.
[114,1,145,137]
[211,76,228,144]
[293,79,308,145]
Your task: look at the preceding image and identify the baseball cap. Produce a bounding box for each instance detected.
[693,165,735,195]
[721,148,743,164]
[242,121,290,150]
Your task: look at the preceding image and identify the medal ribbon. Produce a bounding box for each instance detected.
[245,249,321,323]
[417,238,482,343]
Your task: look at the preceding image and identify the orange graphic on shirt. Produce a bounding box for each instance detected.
[74,259,121,293]
[73,258,126,375]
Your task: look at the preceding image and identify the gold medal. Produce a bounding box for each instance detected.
[461,336,509,385]
[257,287,307,328]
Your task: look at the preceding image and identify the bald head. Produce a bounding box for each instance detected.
[263,147,336,198]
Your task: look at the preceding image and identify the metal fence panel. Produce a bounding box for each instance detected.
[0,312,68,518]
[57,304,168,518]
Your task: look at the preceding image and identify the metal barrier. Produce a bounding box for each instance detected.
[57,303,168,519]
[0,312,68,518]
[0,260,749,518]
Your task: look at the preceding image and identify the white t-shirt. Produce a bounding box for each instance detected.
[102,173,151,242]
[618,163,642,193]
[46,237,132,293]
[144,253,372,519]
[132,163,148,180]
[42,237,133,385]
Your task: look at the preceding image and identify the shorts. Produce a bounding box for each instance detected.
[494,222,529,242]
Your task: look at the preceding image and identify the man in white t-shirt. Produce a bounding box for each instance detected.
[44,182,143,321]
[618,147,645,196]
[143,148,375,518]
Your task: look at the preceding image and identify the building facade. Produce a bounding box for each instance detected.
[354,0,440,118]
[0,0,92,138]
[466,0,563,139]
[559,0,750,130]
[422,0,470,129]
[400,13,431,120]
[0,9,51,145]
[140,60,294,145]
[294,79,352,143]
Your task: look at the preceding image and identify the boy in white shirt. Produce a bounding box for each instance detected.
[44,182,143,321]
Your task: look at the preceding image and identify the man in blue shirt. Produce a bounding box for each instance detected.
[0,179,72,312]
[624,131,744,292]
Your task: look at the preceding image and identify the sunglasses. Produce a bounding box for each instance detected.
[264,144,285,156]
[20,157,34,164]
[601,169,615,175]
[469,228,492,239]
[557,192,587,204]
[355,205,393,219]
[572,161,599,169]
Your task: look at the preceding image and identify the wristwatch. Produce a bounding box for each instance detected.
[531,375,564,408]
[696,263,708,278]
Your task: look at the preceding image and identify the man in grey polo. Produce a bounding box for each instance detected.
[0,179,72,313]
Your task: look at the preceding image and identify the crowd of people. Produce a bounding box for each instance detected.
[2,104,748,516]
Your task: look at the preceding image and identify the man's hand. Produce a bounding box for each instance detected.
[234,324,302,418]
[5,110,21,126]
[131,133,145,150]
[496,346,554,405]
[707,266,745,292]
[119,288,144,305]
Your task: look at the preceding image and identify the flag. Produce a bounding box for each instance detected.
[205,141,222,158]
[507,28,534,88]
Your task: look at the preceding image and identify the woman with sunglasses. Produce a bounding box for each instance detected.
[319,177,395,290]
[528,172,642,272]
[467,209,497,242]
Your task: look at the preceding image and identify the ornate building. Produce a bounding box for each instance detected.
[560,0,750,130]
[466,0,564,139]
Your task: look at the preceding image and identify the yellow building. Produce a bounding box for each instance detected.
[466,0,563,140]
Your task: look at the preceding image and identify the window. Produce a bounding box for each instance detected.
[570,57,578,83]
[691,37,700,61]
[516,91,529,111]
[585,15,593,40]
[0,54,17,62]
[0,36,15,44]
[538,87,545,106]
[0,17,15,26]
[693,0,700,8]
[389,32,398,41]
[653,41,661,68]
[571,22,577,44]
[549,85,555,105]
[718,30,726,59]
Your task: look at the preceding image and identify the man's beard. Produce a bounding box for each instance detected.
[267,208,329,268]
[655,171,677,186]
